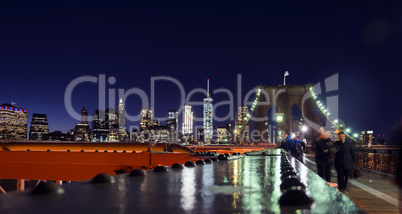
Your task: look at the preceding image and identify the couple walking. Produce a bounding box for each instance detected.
[314,130,356,192]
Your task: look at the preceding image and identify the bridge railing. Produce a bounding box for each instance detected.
[355,146,401,175]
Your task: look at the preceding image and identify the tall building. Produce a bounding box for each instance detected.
[235,105,249,143]
[106,108,119,142]
[81,107,88,124]
[182,105,193,135]
[29,113,49,140]
[226,123,233,143]
[151,119,160,127]
[182,105,193,141]
[0,103,28,140]
[72,107,91,141]
[217,126,227,144]
[166,119,177,131]
[168,109,179,131]
[92,110,109,142]
[140,106,153,130]
[197,128,204,142]
[118,98,128,142]
[203,79,213,144]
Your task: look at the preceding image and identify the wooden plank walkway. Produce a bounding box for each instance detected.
[304,154,401,214]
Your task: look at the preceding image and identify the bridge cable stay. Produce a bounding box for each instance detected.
[308,87,358,142]
[235,88,262,142]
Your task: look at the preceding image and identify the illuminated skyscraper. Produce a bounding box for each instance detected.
[166,119,177,131]
[81,107,88,124]
[140,106,153,130]
[92,110,108,142]
[203,79,213,143]
[29,113,49,140]
[106,108,119,142]
[118,98,128,141]
[168,109,179,131]
[182,105,193,136]
[72,107,90,141]
[235,105,249,143]
[0,103,28,140]
[217,126,227,144]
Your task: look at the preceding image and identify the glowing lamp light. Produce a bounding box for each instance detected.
[353,133,359,138]
[346,128,351,133]
[291,133,296,138]
[276,113,284,123]
[334,119,338,124]
[301,125,308,132]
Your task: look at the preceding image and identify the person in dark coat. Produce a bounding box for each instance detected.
[334,131,356,191]
[280,133,292,153]
[291,135,305,163]
[314,131,337,182]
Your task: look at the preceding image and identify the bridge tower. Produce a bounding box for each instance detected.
[253,84,321,143]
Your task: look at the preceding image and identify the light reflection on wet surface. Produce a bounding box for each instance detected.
[0,149,364,214]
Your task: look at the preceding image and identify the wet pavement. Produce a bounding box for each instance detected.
[0,149,363,213]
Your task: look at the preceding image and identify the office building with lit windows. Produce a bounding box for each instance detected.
[235,105,249,143]
[72,107,91,141]
[168,109,179,131]
[203,79,213,144]
[140,106,153,130]
[29,113,49,140]
[166,119,177,131]
[92,110,109,142]
[197,128,204,142]
[106,108,119,142]
[0,103,28,140]
[217,126,228,144]
[182,105,193,142]
[118,98,128,142]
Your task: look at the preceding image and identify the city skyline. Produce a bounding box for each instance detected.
[0,1,401,142]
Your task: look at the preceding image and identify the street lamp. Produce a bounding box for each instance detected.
[275,113,284,123]
[353,133,359,138]
[301,125,308,133]
[346,128,351,133]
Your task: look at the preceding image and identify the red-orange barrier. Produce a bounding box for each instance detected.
[0,150,200,181]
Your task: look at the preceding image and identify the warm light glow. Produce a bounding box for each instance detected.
[301,125,308,132]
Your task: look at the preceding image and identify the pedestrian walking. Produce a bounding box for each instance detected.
[291,135,305,163]
[314,131,337,182]
[334,131,356,192]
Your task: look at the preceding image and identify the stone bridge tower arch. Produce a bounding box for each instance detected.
[253,84,319,143]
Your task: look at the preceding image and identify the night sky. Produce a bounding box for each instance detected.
[1,1,401,143]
